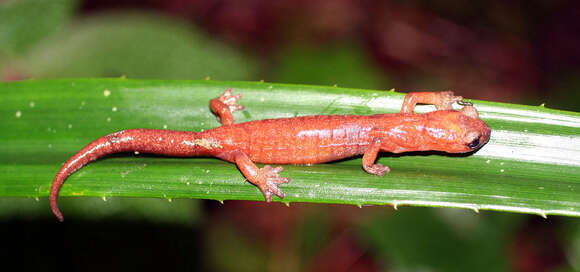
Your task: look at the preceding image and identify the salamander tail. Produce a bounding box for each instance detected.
[50,129,203,221]
[49,130,141,222]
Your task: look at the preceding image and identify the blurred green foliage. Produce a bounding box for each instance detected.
[359,208,525,271]
[18,13,256,80]
[0,0,256,80]
[551,72,580,112]
[203,223,269,271]
[0,0,76,55]
[273,44,388,89]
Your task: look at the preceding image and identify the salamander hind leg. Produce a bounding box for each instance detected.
[401,91,463,113]
[233,152,290,202]
[362,138,390,176]
[210,88,245,126]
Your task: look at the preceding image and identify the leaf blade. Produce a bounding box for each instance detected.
[1,79,579,217]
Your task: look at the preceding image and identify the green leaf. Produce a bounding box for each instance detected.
[1,79,579,219]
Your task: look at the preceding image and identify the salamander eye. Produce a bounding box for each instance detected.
[464,130,481,149]
[467,138,480,149]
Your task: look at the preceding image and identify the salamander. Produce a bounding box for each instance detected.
[50,89,491,221]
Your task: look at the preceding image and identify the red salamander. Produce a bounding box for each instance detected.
[50,89,491,221]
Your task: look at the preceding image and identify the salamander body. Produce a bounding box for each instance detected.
[50,89,490,221]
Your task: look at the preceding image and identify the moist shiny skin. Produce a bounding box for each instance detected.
[50,90,491,221]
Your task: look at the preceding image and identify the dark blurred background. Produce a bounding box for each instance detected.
[1,0,579,271]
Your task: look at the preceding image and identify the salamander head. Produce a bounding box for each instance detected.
[448,106,490,153]
[421,106,490,153]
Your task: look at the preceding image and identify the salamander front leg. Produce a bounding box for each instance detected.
[362,138,390,176]
[233,151,290,202]
[401,91,463,113]
[210,88,244,126]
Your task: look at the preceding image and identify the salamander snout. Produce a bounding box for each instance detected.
[459,106,491,151]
